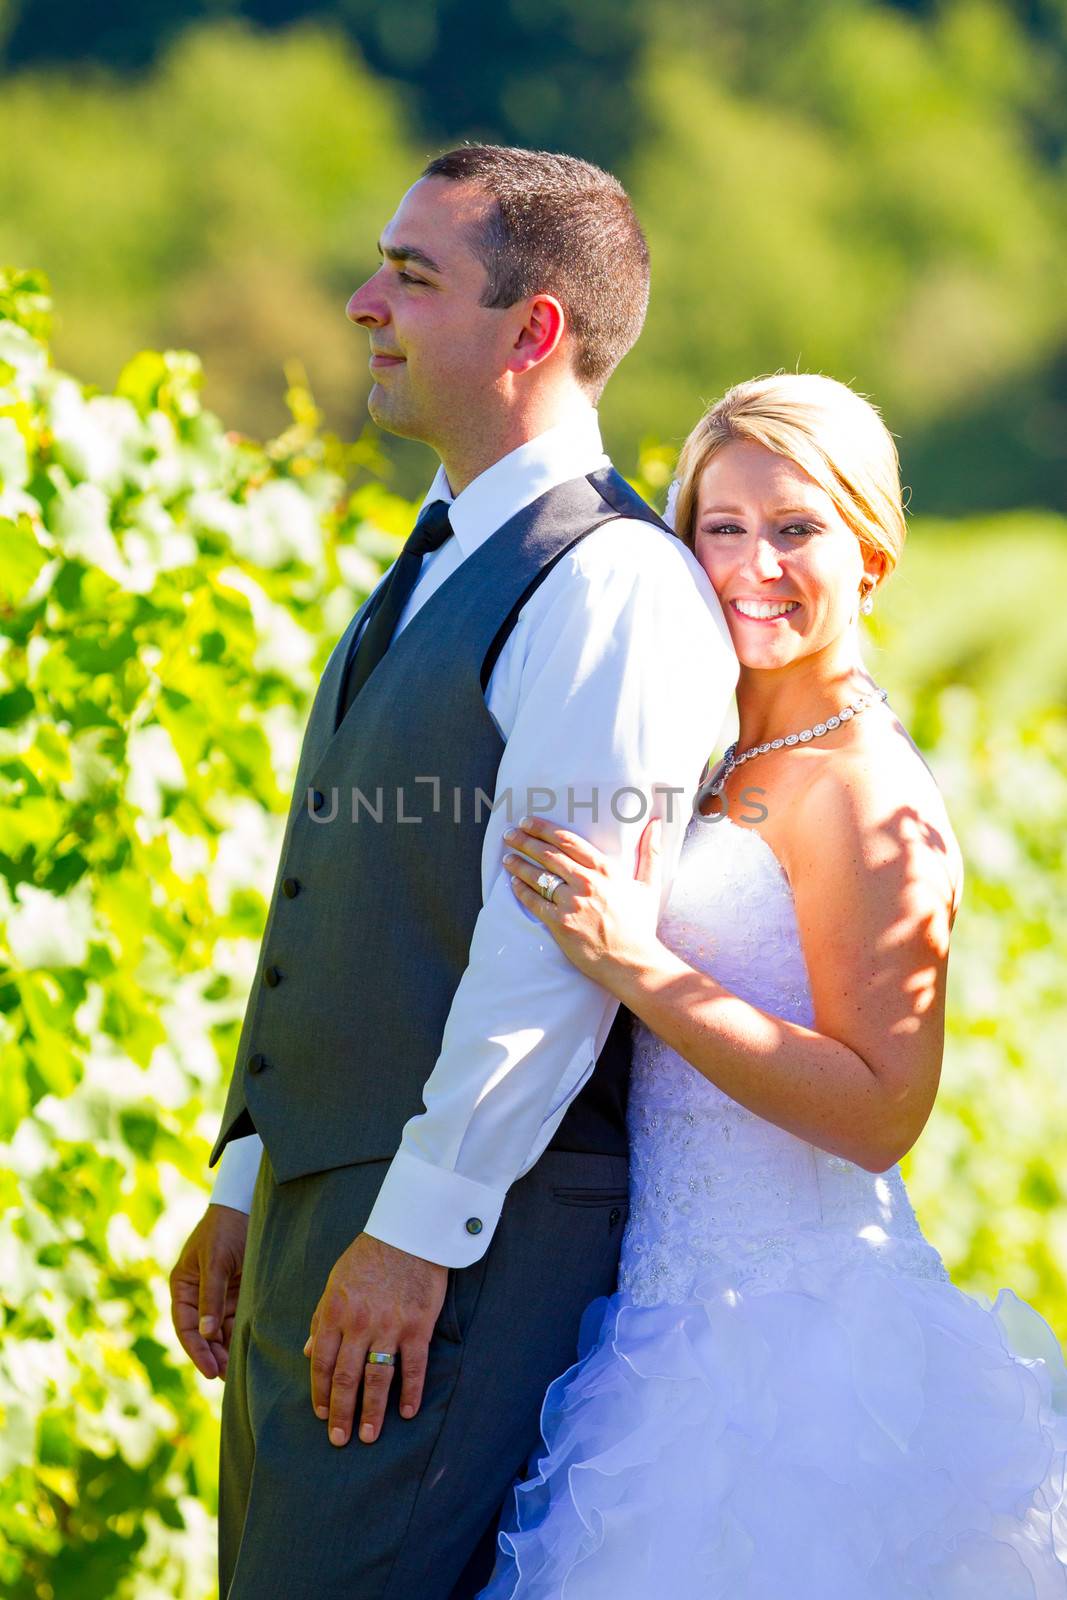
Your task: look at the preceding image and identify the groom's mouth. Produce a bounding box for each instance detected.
[730,598,801,623]
[369,351,406,370]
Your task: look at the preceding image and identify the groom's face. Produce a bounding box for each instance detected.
[346,177,518,451]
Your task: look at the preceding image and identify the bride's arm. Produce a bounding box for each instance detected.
[504,769,961,1174]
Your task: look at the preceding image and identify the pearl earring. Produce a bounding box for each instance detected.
[860,580,875,616]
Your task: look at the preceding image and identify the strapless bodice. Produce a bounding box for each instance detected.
[619,814,948,1305]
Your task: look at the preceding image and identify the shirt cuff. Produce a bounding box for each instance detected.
[209,1132,263,1214]
[363,1149,506,1267]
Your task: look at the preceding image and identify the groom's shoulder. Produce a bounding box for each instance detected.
[573,501,724,616]
[524,495,736,671]
[581,516,699,577]
[557,468,698,577]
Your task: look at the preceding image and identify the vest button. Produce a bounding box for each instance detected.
[248,1052,268,1075]
[282,876,300,898]
[311,788,325,812]
[465,1217,483,1236]
[264,965,281,988]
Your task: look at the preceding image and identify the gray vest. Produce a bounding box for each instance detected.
[210,468,666,1183]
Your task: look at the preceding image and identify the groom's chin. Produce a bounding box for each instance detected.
[366,384,413,437]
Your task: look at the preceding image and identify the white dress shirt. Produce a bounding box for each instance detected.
[210,407,738,1264]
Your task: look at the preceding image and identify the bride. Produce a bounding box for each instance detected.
[477,373,1067,1597]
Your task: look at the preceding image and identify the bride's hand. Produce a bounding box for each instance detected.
[502,815,665,993]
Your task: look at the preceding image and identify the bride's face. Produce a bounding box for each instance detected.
[692,439,874,671]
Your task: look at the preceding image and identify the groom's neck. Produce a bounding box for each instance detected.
[437,384,594,496]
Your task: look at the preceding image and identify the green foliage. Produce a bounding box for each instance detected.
[0,269,408,1598]
[899,699,1067,1321]
[1,275,1065,1598]
[867,550,1067,1325]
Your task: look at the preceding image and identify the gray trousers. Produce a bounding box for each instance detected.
[219,1145,629,1599]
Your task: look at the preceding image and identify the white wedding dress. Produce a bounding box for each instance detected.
[478,812,1067,1598]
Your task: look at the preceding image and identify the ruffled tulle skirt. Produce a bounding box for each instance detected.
[478,1251,1067,1598]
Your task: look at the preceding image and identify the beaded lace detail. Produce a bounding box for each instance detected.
[619,815,948,1306]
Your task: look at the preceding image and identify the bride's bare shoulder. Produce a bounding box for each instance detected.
[785,709,964,920]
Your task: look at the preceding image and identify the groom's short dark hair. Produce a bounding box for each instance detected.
[422,144,650,398]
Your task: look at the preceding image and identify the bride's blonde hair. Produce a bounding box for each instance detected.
[671,373,907,589]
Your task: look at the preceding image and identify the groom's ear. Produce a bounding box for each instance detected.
[506,293,566,378]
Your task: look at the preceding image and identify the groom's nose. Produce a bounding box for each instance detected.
[346,276,389,328]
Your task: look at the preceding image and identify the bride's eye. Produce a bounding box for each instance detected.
[702,523,745,537]
[783,522,817,538]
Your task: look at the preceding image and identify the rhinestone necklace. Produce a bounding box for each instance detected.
[701,685,889,800]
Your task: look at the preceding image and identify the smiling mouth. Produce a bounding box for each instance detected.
[731,599,801,621]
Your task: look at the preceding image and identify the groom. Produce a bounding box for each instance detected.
[170,144,736,1598]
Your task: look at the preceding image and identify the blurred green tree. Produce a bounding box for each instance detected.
[2,6,1064,510]
[0,22,417,441]
[617,0,1067,510]
[1,0,652,171]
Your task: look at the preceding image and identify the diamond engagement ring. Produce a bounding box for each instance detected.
[366,1351,396,1366]
[536,870,564,903]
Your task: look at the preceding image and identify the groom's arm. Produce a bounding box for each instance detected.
[363,521,738,1267]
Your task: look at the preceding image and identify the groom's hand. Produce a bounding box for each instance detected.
[169,1204,248,1380]
[305,1234,447,1447]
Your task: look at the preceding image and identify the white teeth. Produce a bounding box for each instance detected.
[733,599,800,620]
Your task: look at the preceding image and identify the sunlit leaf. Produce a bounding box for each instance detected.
[0,516,46,604]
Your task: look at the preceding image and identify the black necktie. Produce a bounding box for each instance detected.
[336,499,454,724]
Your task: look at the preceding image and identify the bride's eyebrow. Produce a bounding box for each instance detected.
[700,505,825,519]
